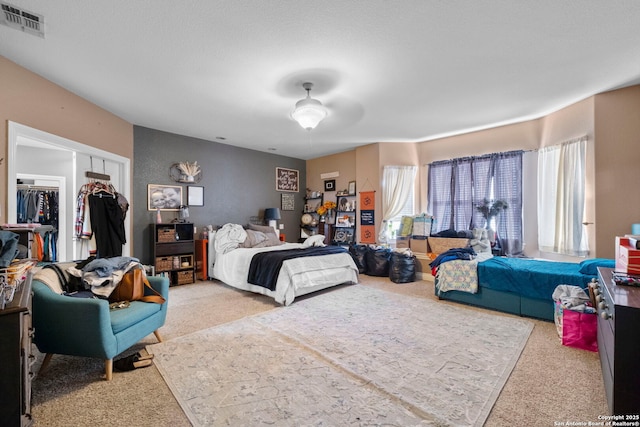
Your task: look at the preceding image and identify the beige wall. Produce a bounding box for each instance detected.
[309,89,638,259]
[417,120,543,252]
[594,85,640,258]
[356,144,381,240]
[7,52,637,258]
[308,142,421,243]
[0,55,133,220]
[378,142,421,210]
[306,150,357,195]
[418,120,542,163]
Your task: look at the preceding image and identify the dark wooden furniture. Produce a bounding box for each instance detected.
[322,223,334,245]
[194,239,208,280]
[595,267,640,414]
[332,194,356,246]
[301,192,324,239]
[0,272,34,426]
[152,223,195,285]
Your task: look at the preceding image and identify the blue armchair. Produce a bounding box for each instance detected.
[31,275,169,380]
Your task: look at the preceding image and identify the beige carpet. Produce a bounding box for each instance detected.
[148,285,533,426]
[30,276,608,426]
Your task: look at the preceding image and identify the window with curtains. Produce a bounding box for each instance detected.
[537,137,588,256]
[379,165,417,242]
[427,151,523,256]
[388,180,415,238]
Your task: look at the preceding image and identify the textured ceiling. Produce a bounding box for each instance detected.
[2,0,640,160]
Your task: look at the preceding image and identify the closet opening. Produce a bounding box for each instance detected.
[12,174,66,261]
[6,121,131,261]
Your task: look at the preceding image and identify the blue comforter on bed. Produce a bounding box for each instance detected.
[477,257,596,301]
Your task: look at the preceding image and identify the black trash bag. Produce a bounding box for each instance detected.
[389,251,416,283]
[365,247,391,276]
[348,244,368,274]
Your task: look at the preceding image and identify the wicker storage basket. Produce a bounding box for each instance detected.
[427,237,470,254]
[176,270,194,285]
[155,257,173,272]
[157,228,176,243]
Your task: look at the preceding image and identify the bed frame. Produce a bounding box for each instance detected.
[437,285,554,321]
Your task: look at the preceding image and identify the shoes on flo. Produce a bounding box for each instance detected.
[114,352,154,372]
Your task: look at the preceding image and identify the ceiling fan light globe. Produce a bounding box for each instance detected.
[291,96,328,130]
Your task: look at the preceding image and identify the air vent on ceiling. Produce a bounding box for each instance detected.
[1,3,44,37]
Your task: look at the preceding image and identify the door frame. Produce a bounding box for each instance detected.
[7,121,131,260]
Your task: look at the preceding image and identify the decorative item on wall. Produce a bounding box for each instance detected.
[170,162,202,183]
[187,186,204,206]
[360,190,376,244]
[281,193,295,211]
[148,184,183,211]
[276,167,299,192]
[324,179,335,192]
[348,180,356,195]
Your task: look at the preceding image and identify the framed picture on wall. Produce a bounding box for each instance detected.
[348,180,356,195]
[276,167,299,192]
[281,193,295,211]
[324,179,335,192]
[148,184,182,211]
[187,186,204,206]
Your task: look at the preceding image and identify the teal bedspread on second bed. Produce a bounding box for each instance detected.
[477,257,595,301]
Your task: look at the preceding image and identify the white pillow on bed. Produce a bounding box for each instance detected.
[302,235,326,248]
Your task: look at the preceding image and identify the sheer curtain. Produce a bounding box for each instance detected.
[537,137,588,256]
[379,165,417,242]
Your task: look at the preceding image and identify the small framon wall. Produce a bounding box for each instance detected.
[133,126,306,264]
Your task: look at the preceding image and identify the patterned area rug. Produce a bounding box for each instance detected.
[148,285,533,426]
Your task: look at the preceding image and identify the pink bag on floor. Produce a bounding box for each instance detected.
[561,308,598,352]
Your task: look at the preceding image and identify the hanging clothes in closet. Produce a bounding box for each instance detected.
[16,186,59,262]
[75,180,129,258]
[17,187,59,226]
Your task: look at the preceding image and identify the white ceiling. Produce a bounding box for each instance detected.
[2,1,640,160]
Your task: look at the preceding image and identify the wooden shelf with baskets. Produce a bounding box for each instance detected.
[151,223,195,285]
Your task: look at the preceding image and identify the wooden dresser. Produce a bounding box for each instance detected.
[595,268,640,415]
[0,272,34,426]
